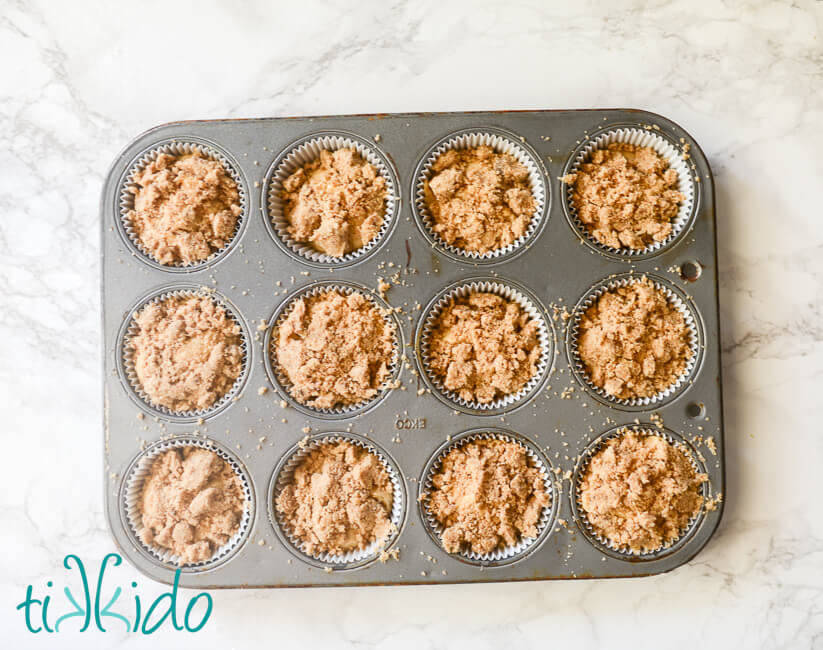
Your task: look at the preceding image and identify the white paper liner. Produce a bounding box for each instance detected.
[568,274,701,408]
[572,425,708,559]
[271,434,405,568]
[121,286,250,420]
[562,127,696,258]
[266,133,398,265]
[119,140,247,269]
[122,436,254,569]
[266,282,400,416]
[419,280,552,413]
[420,431,555,564]
[414,130,547,261]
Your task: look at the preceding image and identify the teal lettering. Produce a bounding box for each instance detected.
[184,593,212,632]
[15,586,42,633]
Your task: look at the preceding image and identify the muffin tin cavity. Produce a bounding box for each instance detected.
[103,111,724,588]
[117,138,248,272]
[268,432,406,570]
[570,424,710,561]
[264,131,400,268]
[117,284,251,423]
[412,128,548,265]
[263,280,402,418]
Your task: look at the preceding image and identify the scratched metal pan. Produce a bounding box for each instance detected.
[100,110,725,588]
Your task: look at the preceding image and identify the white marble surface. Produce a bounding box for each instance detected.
[2,0,822,647]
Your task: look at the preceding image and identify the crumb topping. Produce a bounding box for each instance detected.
[128,151,242,265]
[579,430,707,553]
[424,146,536,254]
[427,291,541,404]
[561,143,684,250]
[138,447,246,564]
[274,290,396,409]
[128,294,243,412]
[425,439,548,554]
[281,148,387,257]
[577,277,692,400]
[276,441,394,555]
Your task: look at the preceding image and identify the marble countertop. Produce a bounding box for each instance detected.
[2,0,821,647]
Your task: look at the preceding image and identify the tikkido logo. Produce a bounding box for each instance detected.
[16,553,213,635]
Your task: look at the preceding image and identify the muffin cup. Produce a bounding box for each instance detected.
[571,424,710,560]
[264,132,399,267]
[118,285,251,423]
[413,128,548,263]
[567,273,702,410]
[121,436,254,571]
[417,278,553,415]
[561,126,697,259]
[118,139,247,271]
[269,433,406,570]
[419,429,557,566]
[264,281,402,418]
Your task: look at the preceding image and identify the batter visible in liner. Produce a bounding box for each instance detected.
[578,430,707,553]
[423,145,537,254]
[561,143,685,250]
[273,289,396,409]
[576,277,692,400]
[275,440,394,556]
[427,291,541,404]
[424,438,549,555]
[138,447,246,564]
[127,150,242,265]
[280,148,387,257]
[127,294,243,412]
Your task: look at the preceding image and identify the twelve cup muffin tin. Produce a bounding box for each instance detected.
[101,110,725,588]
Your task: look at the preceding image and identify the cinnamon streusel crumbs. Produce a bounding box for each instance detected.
[138,447,246,564]
[273,290,396,409]
[281,149,387,257]
[128,150,242,265]
[427,292,541,404]
[424,146,536,254]
[425,439,549,554]
[578,430,707,553]
[276,441,394,555]
[128,294,243,412]
[561,143,684,250]
[577,277,691,400]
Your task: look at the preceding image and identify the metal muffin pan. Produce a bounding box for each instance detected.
[101,109,725,588]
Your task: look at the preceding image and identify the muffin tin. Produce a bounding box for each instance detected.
[101,109,725,588]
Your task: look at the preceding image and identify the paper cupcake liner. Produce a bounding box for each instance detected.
[265,132,399,267]
[413,129,548,263]
[567,273,702,410]
[269,433,405,569]
[118,139,247,270]
[121,436,254,570]
[119,285,250,422]
[265,281,401,418]
[417,278,553,414]
[571,424,709,560]
[419,429,556,566]
[561,126,697,259]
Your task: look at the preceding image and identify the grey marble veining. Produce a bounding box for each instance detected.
[1,0,821,647]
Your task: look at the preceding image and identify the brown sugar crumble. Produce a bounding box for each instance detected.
[276,441,394,555]
[424,146,536,254]
[281,149,387,257]
[128,294,243,412]
[578,430,707,553]
[577,277,691,400]
[424,439,549,555]
[273,290,396,409]
[561,143,684,250]
[427,292,541,404]
[127,150,242,265]
[138,447,246,564]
